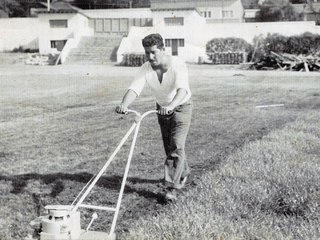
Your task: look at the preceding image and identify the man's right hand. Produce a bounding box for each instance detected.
[115,104,128,114]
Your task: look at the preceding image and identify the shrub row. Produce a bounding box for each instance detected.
[207,52,244,64]
[122,53,147,66]
[260,32,320,56]
[122,32,320,66]
[206,37,253,54]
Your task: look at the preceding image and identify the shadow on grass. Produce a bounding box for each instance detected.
[0,172,167,204]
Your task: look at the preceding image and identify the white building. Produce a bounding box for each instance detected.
[150,0,244,23]
[35,1,93,55]
[1,0,320,64]
[27,0,244,62]
[117,0,244,63]
[0,0,249,62]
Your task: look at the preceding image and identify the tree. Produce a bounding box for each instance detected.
[0,0,44,17]
[242,0,260,9]
[258,0,301,22]
[1,0,149,16]
[0,0,26,17]
[290,0,307,3]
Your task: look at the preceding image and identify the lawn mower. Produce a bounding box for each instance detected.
[30,109,157,240]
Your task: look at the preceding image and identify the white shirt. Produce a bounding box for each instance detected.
[128,56,191,106]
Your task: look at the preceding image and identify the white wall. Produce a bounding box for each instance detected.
[152,9,207,62]
[80,8,152,19]
[198,0,244,23]
[38,13,92,54]
[152,10,206,39]
[0,18,39,52]
[202,21,320,44]
[118,20,320,64]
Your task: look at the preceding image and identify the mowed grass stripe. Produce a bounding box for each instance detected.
[127,111,320,240]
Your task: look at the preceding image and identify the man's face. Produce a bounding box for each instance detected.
[144,45,165,67]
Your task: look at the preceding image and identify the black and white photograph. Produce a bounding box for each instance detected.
[1,0,320,239]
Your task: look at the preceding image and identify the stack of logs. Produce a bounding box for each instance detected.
[247,51,320,72]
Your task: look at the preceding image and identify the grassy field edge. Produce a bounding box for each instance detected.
[126,110,320,240]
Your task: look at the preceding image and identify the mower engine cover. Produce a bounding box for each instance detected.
[40,205,81,240]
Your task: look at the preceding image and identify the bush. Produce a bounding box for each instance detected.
[206,37,253,54]
[260,32,320,56]
[245,32,320,62]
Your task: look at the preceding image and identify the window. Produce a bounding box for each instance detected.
[165,39,185,47]
[164,17,184,26]
[179,39,184,47]
[202,11,212,18]
[120,19,128,32]
[104,19,111,32]
[133,18,152,27]
[49,19,68,28]
[165,39,185,56]
[165,39,171,47]
[112,19,120,32]
[51,40,67,51]
[96,19,103,32]
[222,11,233,18]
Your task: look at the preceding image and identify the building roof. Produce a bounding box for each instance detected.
[150,0,240,11]
[151,7,197,11]
[37,1,80,14]
[80,8,152,19]
[151,7,202,16]
[151,7,203,16]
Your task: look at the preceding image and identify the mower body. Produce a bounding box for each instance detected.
[40,206,81,240]
[39,205,115,240]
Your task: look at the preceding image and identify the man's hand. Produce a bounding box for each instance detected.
[115,104,128,114]
[158,106,174,115]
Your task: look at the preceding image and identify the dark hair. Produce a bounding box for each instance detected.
[142,33,164,49]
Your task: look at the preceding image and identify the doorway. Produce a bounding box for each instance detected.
[165,39,185,56]
[171,39,178,56]
[51,40,67,51]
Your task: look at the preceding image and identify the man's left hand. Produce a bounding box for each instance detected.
[158,106,174,115]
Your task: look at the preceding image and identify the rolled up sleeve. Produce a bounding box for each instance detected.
[174,61,190,94]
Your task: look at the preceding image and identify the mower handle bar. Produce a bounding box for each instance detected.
[126,109,158,122]
[72,109,157,212]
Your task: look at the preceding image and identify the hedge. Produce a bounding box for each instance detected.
[122,32,320,66]
[121,53,147,66]
[206,33,320,63]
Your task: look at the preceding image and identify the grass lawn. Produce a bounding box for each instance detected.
[128,111,320,240]
[0,60,320,239]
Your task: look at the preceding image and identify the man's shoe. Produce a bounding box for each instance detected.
[180,174,194,188]
[165,188,178,201]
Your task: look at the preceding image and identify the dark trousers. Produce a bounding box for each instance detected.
[157,101,193,189]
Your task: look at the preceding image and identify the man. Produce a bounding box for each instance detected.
[115,33,192,200]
